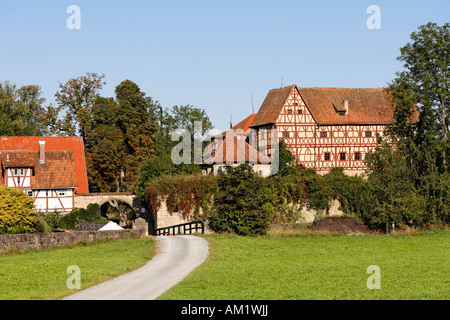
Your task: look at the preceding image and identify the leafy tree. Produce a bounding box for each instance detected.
[88,96,127,192]
[159,104,213,164]
[378,22,450,228]
[364,142,427,232]
[135,156,174,197]
[390,22,449,167]
[135,103,213,195]
[0,82,49,136]
[274,139,295,176]
[115,80,159,190]
[0,186,37,234]
[54,72,106,147]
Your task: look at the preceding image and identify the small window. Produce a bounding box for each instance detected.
[27,191,33,197]
[324,153,331,161]
[283,131,289,138]
[13,168,26,176]
[298,109,302,115]
[355,152,361,160]
[58,190,66,196]
[287,109,292,115]
[340,152,346,161]
[320,132,327,138]
[365,131,372,137]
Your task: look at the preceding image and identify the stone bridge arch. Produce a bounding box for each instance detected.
[74,193,142,212]
[74,192,154,230]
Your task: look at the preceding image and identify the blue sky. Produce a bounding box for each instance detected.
[0,0,449,132]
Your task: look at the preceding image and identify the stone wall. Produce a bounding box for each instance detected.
[0,228,147,252]
[155,199,343,231]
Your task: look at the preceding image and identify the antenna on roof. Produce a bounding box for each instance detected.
[251,92,254,114]
[230,114,232,129]
[281,77,284,88]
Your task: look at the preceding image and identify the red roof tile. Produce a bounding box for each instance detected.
[299,87,394,125]
[34,151,78,189]
[203,129,270,165]
[231,113,257,134]
[0,137,88,193]
[251,85,296,127]
[251,85,396,127]
[211,113,257,139]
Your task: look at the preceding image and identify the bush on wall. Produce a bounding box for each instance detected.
[143,174,218,221]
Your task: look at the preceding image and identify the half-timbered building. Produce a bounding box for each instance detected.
[0,137,88,213]
[250,84,395,175]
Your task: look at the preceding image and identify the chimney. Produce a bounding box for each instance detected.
[343,100,349,114]
[39,141,45,164]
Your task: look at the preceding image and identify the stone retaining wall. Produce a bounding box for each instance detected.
[155,199,344,230]
[0,229,147,252]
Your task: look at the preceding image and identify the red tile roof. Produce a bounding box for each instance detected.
[251,85,395,127]
[231,113,257,134]
[0,151,37,168]
[211,113,257,139]
[299,87,394,125]
[34,151,78,189]
[0,137,88,193]
[251,85,296,127]
[202,129,270,165]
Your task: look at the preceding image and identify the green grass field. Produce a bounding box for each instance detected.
[159,230,450,300]
[0,237,155,300]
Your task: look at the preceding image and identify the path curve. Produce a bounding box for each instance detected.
[63,235,209,300]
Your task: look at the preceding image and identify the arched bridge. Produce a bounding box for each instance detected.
[74,192,143,213]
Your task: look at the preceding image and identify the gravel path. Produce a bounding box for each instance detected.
[63,235,209,300]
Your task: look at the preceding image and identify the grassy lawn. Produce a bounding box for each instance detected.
[158,230,449,300]
[0,236,155,300]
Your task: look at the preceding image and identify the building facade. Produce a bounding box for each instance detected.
[249,85,395,175]
[0,137,88,213]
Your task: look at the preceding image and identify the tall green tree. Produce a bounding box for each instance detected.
[115,80,159,190]
[54,72,106,147]
[367,22,450,230]
[390,22,449,167]
[0,82,48,136]
[88,97,127,192]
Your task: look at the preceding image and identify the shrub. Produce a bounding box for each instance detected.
[0,186,37,234]
[210,164,273,236]
[34,211,62,233]
[57,203,107,229]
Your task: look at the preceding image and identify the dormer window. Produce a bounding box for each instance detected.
[332,99,348,116]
